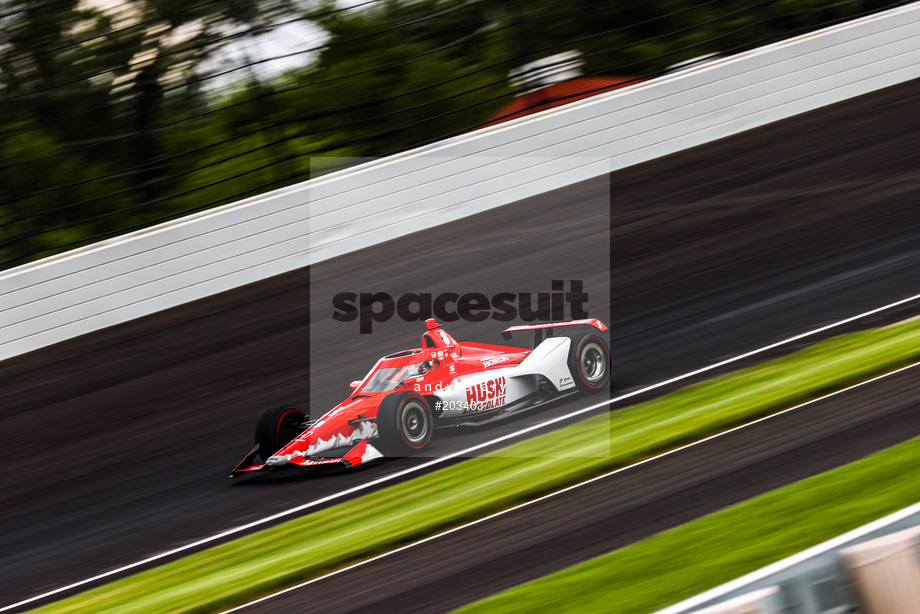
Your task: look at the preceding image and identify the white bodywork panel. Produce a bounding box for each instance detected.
[512,337,576,392]
[435,337,575,418]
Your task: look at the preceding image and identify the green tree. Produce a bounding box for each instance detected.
[0,0,296,264]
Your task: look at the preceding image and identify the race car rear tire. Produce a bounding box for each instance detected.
[376,392,433,456]
[567,332,610,392]
[255,404,306,461]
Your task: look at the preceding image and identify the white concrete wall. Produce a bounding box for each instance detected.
[3,2,920,361]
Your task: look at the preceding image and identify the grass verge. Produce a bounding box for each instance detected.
[454,435,920,614]
[32,316,920,614]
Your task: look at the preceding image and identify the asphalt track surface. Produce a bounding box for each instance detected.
[2,78,920,610]
[234,363,920,614]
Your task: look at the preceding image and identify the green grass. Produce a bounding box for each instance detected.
[455,435,920,614]
[32,316,920,614]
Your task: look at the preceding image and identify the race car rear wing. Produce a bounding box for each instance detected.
[501,318,607,341]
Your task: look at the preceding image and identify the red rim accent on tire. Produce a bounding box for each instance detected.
[574,335,609,390]
[275,409,301,447]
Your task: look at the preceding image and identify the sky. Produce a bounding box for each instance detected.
[78,0,380,89]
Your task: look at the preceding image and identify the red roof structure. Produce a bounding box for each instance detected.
[483,75,644,128]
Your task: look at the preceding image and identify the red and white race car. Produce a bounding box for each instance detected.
[231,318,609,476]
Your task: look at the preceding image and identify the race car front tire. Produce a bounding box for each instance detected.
[255,404,306,462]
[376,392,433,456]
[567,331,610,392]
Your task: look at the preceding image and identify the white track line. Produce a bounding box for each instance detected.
[2,291,919,613]
[221,359,920,613]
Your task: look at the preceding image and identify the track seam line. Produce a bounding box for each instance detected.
[221,359,920,613]
[2,291,918,613]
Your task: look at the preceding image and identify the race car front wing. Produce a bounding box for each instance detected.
[230,437,384,477]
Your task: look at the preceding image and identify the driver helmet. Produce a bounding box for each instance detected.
[407,356,437,378]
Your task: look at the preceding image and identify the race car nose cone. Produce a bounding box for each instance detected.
[266,455,288,466]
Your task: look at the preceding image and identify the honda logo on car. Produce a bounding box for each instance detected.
[481,356,509,367]
[332,280,589,333]
[465,376,506,411]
